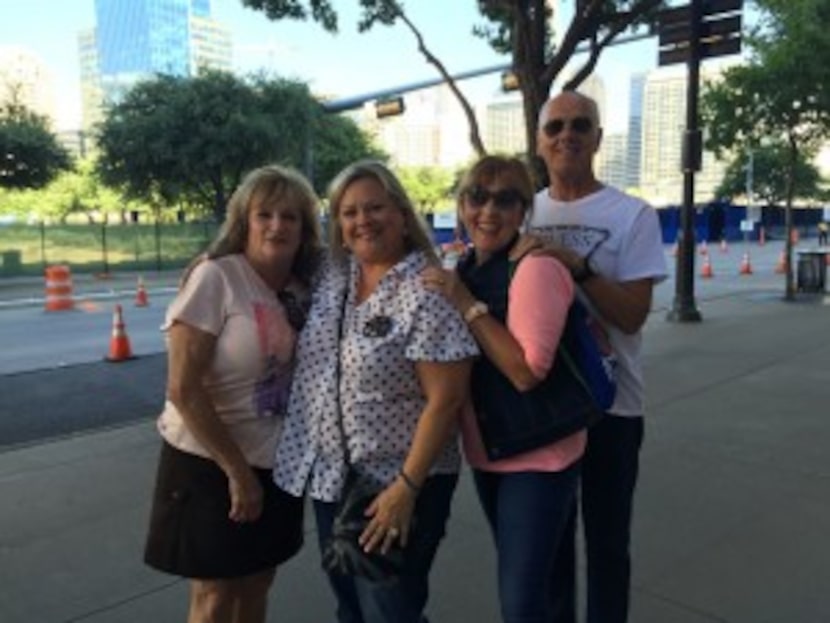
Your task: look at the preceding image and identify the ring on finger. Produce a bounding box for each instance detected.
[387,527,400,538]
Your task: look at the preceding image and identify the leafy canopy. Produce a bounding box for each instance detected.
[95,70,382,220]
[0,98,71,190]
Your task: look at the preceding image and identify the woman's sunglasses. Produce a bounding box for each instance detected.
[542,116,593,137]
[464,186,526,210]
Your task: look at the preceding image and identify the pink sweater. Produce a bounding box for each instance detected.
[461,255,587,472]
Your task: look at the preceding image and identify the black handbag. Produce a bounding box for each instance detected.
[474,343,603,460]
[320,294,408,583]
[459,243,604,461]
[321,469,406,583]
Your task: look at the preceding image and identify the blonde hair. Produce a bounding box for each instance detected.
[326,160,437,263]
[185,164,322,285]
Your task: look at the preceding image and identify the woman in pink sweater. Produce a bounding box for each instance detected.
[423,155,585,623]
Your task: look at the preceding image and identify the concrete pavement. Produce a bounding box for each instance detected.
[1,267,829,621]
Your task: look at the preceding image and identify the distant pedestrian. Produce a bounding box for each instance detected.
[531,90,668,623]
[818,220,828,246]
[143,165,322,623]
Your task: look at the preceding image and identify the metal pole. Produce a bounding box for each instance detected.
[154,214,162,272]
[101,217,109,275]
[667,0,703,323]
[40,220,47,268]
[745,150,753,250]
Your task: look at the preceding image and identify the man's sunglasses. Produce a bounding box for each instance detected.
[464,186,526,210]
[542,116,593,137]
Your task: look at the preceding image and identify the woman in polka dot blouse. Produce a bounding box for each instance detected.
[273,160,479,623]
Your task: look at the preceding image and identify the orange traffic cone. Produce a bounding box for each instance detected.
[700,255,714,278]
[775,251,787,274]
[758,226,766,246]
[699,240,709,256]
[739,252,753,275]
[670,239,678,256]
[135,276,149,307]
[790,228,800,244]
[720,238,729,253]
[106,304,134,362]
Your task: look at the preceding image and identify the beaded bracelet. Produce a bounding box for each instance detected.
[398,469,422,493]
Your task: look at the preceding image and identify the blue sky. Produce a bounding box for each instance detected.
[0,0,657,130]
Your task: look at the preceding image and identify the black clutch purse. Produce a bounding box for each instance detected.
[321,469,407,583]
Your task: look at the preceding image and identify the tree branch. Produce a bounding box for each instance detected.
[395,8,487,156]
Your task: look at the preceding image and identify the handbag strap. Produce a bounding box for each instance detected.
[335,286,352,468]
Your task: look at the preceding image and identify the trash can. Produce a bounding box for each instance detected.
[0,250,22,275]
[796,250,828,293]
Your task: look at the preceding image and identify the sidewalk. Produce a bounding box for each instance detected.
[1,291,829,622]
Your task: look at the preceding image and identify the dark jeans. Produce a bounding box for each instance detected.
[551,415,645,623]
[313,473,458,623]
[474,464,580,623]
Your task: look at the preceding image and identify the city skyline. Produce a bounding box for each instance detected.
[0,0,657,131]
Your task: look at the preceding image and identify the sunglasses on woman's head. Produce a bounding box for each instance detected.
[542,116,593,137]
[464,186,526,210]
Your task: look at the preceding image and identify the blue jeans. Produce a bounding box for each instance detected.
[551,415,644,623]
[474,464,580,623]
[314,473,458,623]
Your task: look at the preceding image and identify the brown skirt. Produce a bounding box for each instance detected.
[144,441,304,579]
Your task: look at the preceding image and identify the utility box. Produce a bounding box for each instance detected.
[0,250,22,275]
[796,250,828,293]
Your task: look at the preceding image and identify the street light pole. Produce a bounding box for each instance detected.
[667,0,703,323]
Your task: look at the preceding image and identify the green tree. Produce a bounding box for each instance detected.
[715,144,823,207]
[701,0,830,299]
[97,70,379,221]
[311,113,387,193]
[396,166,454,213]
[0,95,71,190]
[0,157,126,224]
[240,0,663,179]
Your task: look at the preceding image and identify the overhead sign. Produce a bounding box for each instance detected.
[658,0,743,66]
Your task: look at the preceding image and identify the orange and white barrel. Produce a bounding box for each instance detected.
[44,265,74,311]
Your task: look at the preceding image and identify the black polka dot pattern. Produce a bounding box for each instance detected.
[273,252,478,502]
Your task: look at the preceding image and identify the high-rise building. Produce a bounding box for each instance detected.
[78,29,103,136]
[366,84,476,168]
[0,46,56,125]
[626,72,646,189]
[79,0,231,134]
[485,96,526,156]
[597,131,630,190]
[640,65,728,206]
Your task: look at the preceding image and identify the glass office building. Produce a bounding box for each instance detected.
[90,0,229,108]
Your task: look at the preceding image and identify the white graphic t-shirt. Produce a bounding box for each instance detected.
[530,185,667,416]
[157,254,299,468]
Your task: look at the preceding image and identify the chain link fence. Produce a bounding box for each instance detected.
[0,221,219,277]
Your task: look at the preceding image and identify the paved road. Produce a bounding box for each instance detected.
[0,241,816,451]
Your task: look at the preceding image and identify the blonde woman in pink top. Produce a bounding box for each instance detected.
[423,155,585,623]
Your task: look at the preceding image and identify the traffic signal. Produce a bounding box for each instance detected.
[375,97,405,119]
[501,71,519,92]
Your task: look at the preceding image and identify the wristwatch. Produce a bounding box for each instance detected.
[572,257,598,284]
[463,301,489,324]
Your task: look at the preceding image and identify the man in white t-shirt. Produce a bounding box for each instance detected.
[528,90,667,623]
